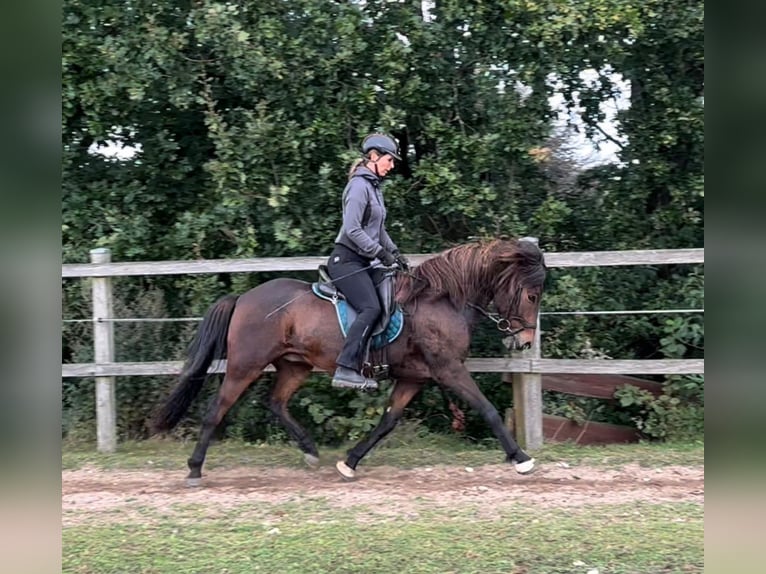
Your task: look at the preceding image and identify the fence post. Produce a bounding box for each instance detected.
[505,237,543,451]
[91,247,116,453]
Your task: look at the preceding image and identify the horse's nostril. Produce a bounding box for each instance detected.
[521,341,531,351]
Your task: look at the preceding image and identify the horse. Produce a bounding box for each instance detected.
[151,237,546,485]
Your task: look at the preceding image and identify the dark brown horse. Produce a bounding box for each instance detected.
[151,237,546,484]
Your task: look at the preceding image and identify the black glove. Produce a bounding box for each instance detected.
[376,248,397,266]
[393,252,410,272]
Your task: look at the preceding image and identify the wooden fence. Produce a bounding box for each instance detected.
[62,247,704,453]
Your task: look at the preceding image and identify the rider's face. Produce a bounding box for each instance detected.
[375,154,396,176]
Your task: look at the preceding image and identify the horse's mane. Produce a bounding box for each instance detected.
[396,238,546,310]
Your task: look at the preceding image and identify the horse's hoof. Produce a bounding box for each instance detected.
[335,460,356,481]
[304,453,320,468]
[514,458,535,475]
[186,477,203,487]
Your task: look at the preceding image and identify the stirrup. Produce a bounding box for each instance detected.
[332,379,378,391]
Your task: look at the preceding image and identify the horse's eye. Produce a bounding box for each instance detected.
[528,294,538,304]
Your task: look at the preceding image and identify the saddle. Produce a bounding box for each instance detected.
[313,264,399,339]
[311,264,404,384]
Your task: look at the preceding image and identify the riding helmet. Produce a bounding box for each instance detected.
[361,133,401,161]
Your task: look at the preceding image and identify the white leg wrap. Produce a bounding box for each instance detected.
[335,460,356,480]
[514,458,535,474]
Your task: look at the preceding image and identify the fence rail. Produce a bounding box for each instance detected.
[61,248,704,277]
[62,246,704,453]
[61,358,703,378]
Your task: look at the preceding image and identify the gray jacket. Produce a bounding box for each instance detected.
[334,166,398,259]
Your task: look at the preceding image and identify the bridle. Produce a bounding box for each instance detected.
[466,302,537,337]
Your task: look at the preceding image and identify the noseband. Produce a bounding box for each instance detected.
[466,302,537,337]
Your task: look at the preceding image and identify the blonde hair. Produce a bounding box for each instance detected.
[347,158,366,180]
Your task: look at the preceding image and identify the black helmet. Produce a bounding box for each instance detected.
[361,133,401,161]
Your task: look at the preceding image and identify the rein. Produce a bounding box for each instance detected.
[465,302,536,337]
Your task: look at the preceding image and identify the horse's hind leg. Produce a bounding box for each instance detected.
[186,366,264,485]
[268,360,318,467]
[336,379,422,480]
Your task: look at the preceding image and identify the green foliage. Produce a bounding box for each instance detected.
[552,0,704,252]
[62,281,204,441]
[615,376,704,441]
[657,269,704,358]
[220,379,394,445]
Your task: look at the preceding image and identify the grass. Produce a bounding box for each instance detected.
[63,500,703,574]
[62,432,704,472]
[63,436,704,573]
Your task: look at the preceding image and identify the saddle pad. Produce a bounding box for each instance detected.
[311,283,404,349]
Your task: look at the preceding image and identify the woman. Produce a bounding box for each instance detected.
[327,133,409,390]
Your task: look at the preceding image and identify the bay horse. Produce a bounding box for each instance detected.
[151,237,546,484]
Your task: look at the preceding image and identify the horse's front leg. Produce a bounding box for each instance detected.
[336,379,422,480]
[430,360,535,474]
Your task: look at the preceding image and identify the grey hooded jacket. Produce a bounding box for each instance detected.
[334,166,398,259]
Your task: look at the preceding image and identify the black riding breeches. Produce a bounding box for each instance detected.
[327,244,382,370]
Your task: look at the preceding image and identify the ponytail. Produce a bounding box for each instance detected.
[347,158,365,180]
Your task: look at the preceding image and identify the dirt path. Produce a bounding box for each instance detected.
[63,462,703,526]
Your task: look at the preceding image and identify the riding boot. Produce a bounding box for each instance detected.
[332,325,378,390]
[331,366,378,390]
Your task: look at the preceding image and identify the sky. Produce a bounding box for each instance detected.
[548,69,629,166]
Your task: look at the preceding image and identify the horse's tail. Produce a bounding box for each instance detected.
[151,294,239,433]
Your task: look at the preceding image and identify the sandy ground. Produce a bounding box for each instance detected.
[63,461,703,526]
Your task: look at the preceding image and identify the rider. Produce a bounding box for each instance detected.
[327,133,410,390]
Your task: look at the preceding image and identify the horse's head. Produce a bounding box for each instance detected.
[397,237,547,351]
[492,282,543,350]
[489,239,546,351]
